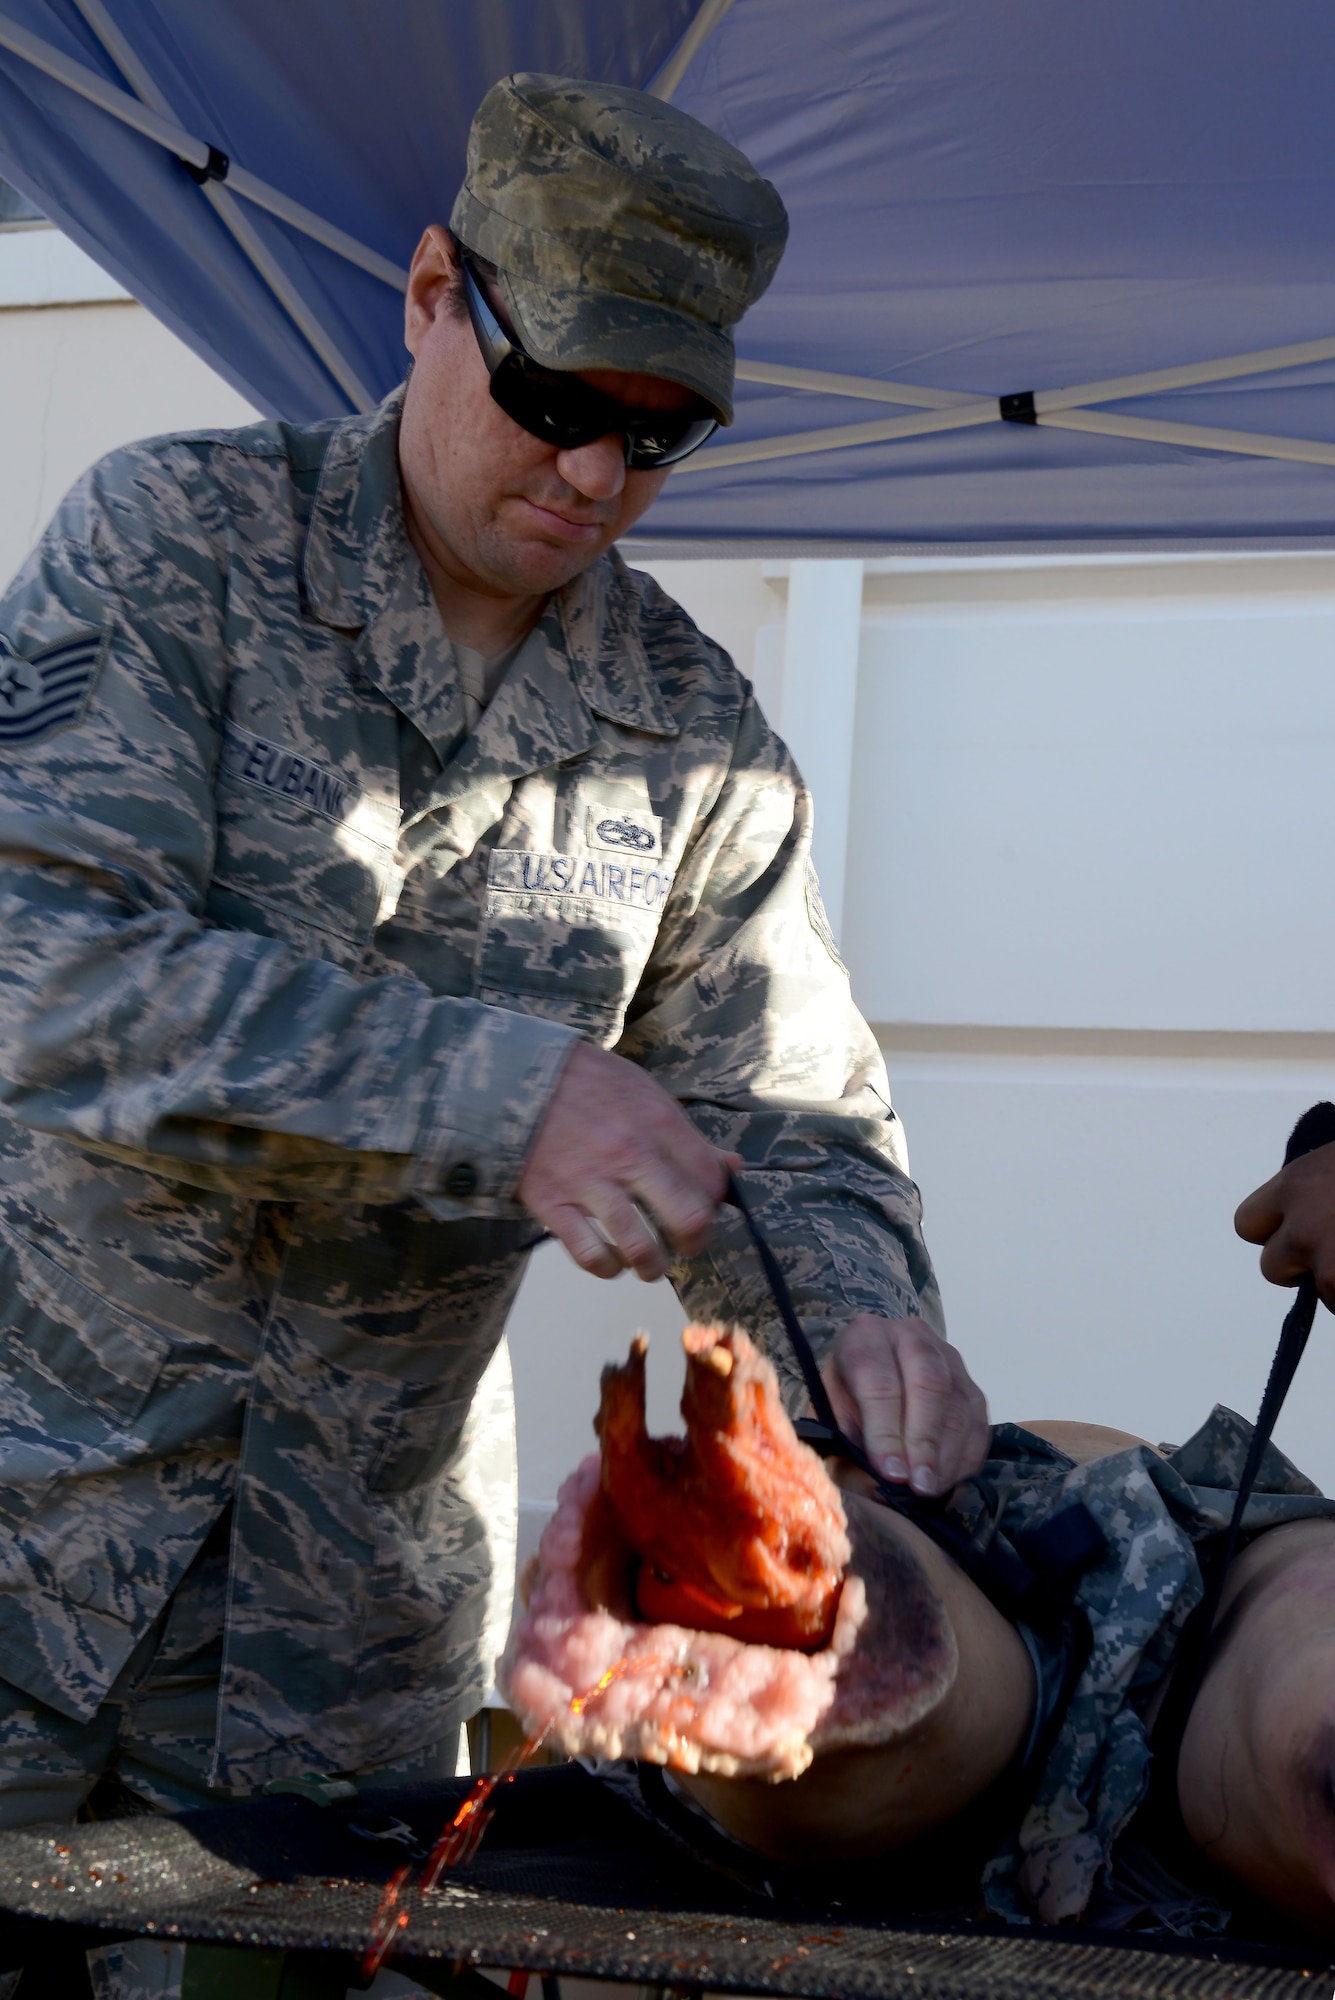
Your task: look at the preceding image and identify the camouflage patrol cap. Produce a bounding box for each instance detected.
[449,73,789,424]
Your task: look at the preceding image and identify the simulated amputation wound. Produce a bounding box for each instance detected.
[499,1325,866,1781]
[596,1325,851,1648]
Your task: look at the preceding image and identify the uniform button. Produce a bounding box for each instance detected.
[444,1162,479,1197]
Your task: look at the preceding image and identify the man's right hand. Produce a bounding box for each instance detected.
[518,1041,739,1281]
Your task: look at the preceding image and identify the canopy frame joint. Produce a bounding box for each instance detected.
[999,391,1038,425]
[183,144,229,186]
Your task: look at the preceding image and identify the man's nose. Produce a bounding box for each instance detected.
[554,432,627,502]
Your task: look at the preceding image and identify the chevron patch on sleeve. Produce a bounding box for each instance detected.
[0,630,106,745]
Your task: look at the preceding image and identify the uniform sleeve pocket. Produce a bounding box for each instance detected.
[367,1395,470,1495]
[0,1223,173,1529]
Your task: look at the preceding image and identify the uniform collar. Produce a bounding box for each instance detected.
[557,551,676,740]
[302,386,407,636]
[303,387,678,757]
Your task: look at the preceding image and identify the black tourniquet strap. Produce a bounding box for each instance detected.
[723,1174,842,1436]
[1152,1099,1335,1767]
[723,1175,1103,1627]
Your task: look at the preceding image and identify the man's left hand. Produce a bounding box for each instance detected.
[822,1315,991,1498]
[1235,1139,1335,1307]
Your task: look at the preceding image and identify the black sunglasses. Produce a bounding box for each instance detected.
[460,255,719,470]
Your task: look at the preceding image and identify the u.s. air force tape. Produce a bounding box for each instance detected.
[0,630,106,745]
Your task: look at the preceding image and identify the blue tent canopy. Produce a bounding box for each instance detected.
[3,0,1335,549]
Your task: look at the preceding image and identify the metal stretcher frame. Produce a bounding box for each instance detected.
[0,1768,1329,2000]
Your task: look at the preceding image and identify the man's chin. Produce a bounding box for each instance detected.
[480,529,612,599]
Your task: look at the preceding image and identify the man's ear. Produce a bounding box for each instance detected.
[404,225,461,358]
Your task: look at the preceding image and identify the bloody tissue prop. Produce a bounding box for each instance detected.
[498,1326,864,1781]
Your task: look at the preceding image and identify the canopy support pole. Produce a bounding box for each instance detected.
[1039,408,1335,468]
[648,0,737,103]
[739,331,1335,415]
[737,359,974,411]
[191,178,377,413]
[0,10,407,292]
[692,400,998,469]
[66,0,377,410]
[687,330,1335,474]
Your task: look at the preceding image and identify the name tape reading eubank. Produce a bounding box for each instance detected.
[221,721,358,823]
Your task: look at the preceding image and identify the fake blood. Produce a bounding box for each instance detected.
[360,1656,679,1982]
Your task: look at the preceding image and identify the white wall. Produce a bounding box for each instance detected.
[598,555,1335,1497]
[841,566,1335,1481]
[0,233,257,589]
[889,1051,1335,1474]
[845,591,1335,1031]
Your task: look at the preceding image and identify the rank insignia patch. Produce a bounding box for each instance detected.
[0,630,106,745]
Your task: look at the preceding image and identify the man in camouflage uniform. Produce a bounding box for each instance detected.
[0,73,987,1823]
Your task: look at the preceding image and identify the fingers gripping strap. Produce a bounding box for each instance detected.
[1198,1103,1334,1615]
[723,1174,1047,1613]
[1155,1100,1335,1761]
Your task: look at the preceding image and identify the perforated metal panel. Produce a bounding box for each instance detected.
[0,1768,1326,1999]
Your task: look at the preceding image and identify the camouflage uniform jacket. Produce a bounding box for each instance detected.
[0,387,938,1788]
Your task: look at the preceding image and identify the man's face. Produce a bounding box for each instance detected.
[399,226,698,604]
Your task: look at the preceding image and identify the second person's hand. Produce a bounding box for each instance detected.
[1235,1138,1335,1307]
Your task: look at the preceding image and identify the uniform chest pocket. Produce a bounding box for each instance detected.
[0,1222,172,1527]
[207,727,395,970]
[477,849,663,1038]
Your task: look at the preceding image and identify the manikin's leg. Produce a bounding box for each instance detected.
[685,1416,1335,1938]
[505,1363,1165,1877]
[677,1421,1154,1865]
[1175,1515,1335,1935]
[677,1487,1034,1862]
